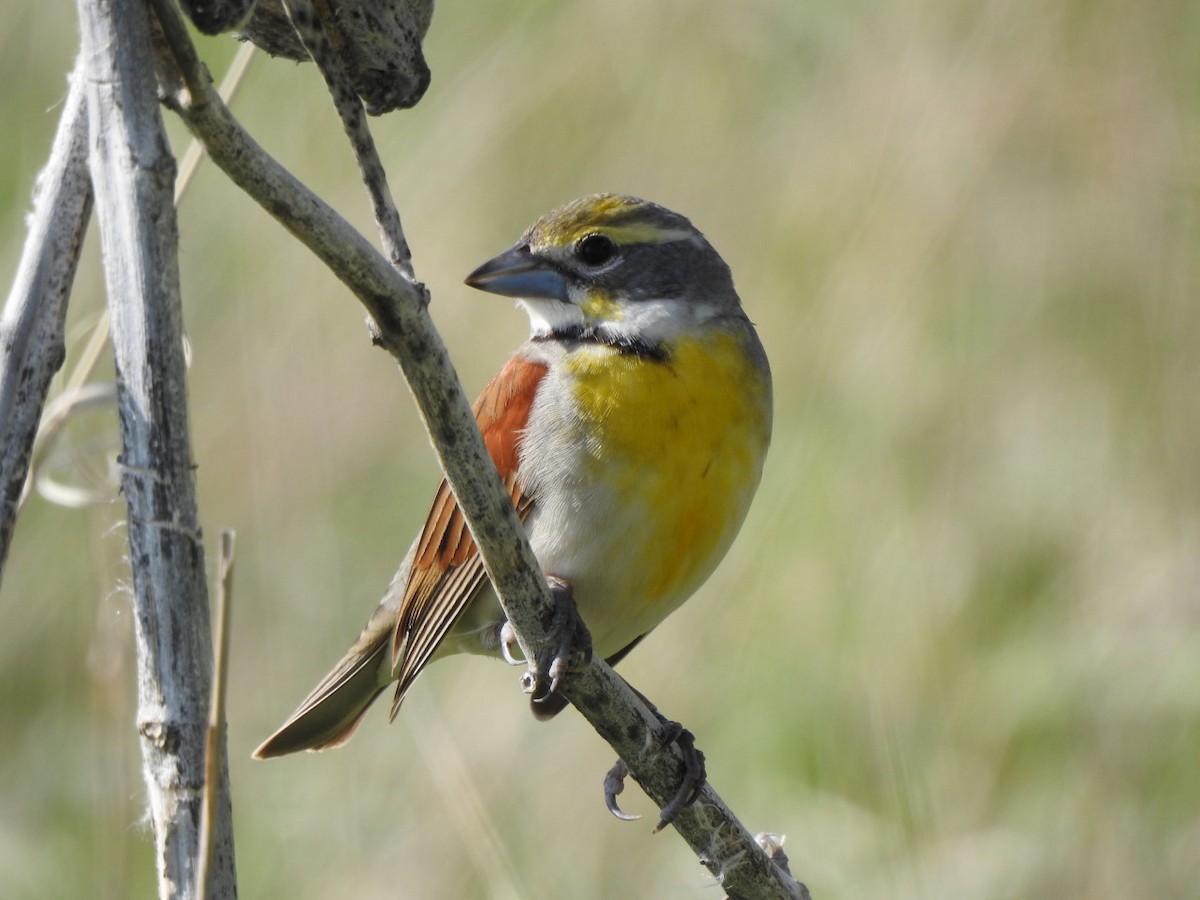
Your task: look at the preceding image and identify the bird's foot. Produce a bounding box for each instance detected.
[520,575,592,707]
[604,714,706,832]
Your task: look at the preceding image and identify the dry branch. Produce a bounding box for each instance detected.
[0,58,92,579]
[77,0,236,895]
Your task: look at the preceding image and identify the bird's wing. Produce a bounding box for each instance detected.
[252,353,548,757]
[389,353,547,713]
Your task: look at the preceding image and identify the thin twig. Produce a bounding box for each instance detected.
[280,0,414,277]
[196,529,236,900]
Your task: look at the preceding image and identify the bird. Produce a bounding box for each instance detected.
[254,193,772,763]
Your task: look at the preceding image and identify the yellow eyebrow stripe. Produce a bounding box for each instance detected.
[544,223,696,249]
[590,224,696,245]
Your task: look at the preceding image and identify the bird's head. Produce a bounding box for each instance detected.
[465,194,741,347]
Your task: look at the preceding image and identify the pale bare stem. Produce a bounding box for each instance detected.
[196,529,236,900]
[20,40,257,514]
[279,0,415,278]
[147,1,804,895]
[0,56,91,577]
[76,0,236,895]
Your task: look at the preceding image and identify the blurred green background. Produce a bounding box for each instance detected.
[2,0,1198,897]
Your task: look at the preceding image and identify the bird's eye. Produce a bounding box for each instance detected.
[575,233,618,267]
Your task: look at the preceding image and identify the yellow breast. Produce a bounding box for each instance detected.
[559,328,772,647]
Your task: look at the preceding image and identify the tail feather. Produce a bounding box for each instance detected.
[253,638,390,759]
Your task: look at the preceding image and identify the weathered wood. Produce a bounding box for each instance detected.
[0,59,92,579]
[77,0,236,896]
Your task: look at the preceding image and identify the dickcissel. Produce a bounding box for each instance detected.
[255,194,772,759]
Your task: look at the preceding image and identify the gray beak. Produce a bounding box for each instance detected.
[465,244,569,302]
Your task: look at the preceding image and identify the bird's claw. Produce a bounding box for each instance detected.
[498,620,524,666]
[523,575,592,705]
[652,719,705,832]
[604,759,640,821]
[601,715,707,831]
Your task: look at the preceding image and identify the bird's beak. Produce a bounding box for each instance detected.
[465,243,569,302]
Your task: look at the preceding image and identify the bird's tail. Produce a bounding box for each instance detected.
[253,627,391,759]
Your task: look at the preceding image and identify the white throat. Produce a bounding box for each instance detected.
[520,295,721,346]
[518,298,586,338]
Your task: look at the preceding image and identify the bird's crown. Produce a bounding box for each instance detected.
[523,194,701,254]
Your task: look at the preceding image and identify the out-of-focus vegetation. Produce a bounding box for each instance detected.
[2,0,1197,897]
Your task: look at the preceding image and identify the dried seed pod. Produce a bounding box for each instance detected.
[238,0,434,113]
[179,0,257,35]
